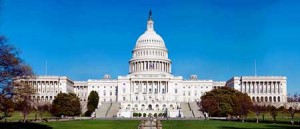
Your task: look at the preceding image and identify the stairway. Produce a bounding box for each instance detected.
[95,102,111,117]
[106,102,120,117]
[189,102,204,118]
[180,102,194,118]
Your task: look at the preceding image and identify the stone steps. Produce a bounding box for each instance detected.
[95,102,111,117]
[180,102,194,118]
[189,102,204,118]
[106,102,120,117]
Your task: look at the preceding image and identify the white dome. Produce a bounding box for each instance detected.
[135,31,166,49]
[129,10,172,75]
[134,14,166,50]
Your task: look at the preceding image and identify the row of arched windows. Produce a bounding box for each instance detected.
[138,39,163,44]
[31,95,55,101]
[126,104,175,110]
[252,96,281,103]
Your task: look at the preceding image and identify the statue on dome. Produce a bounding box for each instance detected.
[148,10,152,20]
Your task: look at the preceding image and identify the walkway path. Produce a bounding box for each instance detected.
[138,118,162,129]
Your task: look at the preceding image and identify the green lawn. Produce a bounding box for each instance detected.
[245,111,300,123]
[1,119,299,129]
[43,120,140,129]
[162,120,300,129]
[1,111,53,122]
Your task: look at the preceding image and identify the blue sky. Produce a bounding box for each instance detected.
[0,0,299,94]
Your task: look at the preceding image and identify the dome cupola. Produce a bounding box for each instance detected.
[134,10,166,49]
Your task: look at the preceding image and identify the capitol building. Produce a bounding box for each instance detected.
[26,11,287,118]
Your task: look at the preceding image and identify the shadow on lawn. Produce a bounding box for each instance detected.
[219,125,300,129]
[0,122,52,129]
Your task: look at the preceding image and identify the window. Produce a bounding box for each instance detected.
[123,97,125,101]
[136,96,138,101]
[175,89,177,93]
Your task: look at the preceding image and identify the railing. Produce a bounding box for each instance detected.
[105,103,112,117]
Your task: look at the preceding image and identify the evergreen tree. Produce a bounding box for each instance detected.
[85,91,99,116]
[51,93,81,117]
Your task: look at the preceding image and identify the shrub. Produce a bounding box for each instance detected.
[133,113,139,117]
[158,113,163,117]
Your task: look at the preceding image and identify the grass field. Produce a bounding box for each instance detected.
[1,119,299,129]
[43,120,140,129]
[162,120,300,129]
[0,111,52,122]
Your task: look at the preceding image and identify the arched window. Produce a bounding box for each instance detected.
[141,104,145,110]
[170,104,174,109]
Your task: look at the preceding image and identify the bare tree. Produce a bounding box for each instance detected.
[38,103,51,120]
[287,93,300,125]
[0,36,35,122]
[14,82,35,122]
[252,103,266,123]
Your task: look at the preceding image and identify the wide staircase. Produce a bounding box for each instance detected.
[95,102,111,117]
[180,102,194,118]
[106,102,120,117]
[189,102,204,118]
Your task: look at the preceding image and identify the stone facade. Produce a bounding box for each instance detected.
[24,12,287,117]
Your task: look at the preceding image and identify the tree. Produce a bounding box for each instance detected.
[0,36,35,121]
[34,100,51,120]
[51,93,81,117]
[15,98,32,123]
[233,93,252,122]
[267,105,278,123]
[0,98,14,122]
[85,91,99,116]
[200,87,253,119]
[252,104,266,123]
[287,93,300,124]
